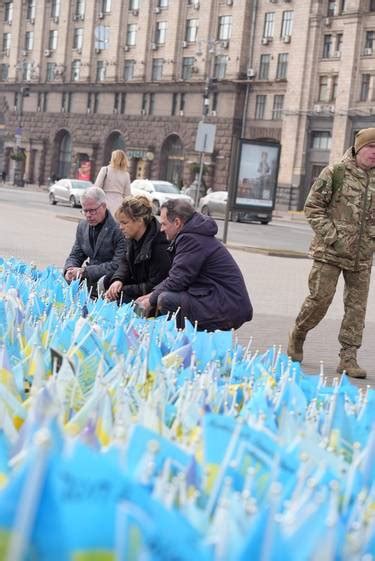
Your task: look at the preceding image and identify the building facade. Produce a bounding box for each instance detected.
[0,0,375,208]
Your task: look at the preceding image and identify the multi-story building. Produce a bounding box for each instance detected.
[0,0,375,209]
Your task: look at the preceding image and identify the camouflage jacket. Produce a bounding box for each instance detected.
[305,148,375,271]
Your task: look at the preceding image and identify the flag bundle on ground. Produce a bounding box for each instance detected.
[0,257,374,561]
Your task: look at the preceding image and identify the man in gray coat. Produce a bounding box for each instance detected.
[64,186,126,296]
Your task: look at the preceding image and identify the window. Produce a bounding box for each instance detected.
[75,0,85,17]
[22,62,32,81]
[94,26,109,50]
[263,12,274,38]
[157,0,168,6]
[126,24,137,46]
[311,131,332,150]
[360,73,371,101]
[185,19,198,42]
[335,33,343,54]
[61,92,72,112]
[281,11,293,38]
[327,1,336,16]
[182,56,195,79]
[101,0,111,12]
[73,28,83,49]
[172,93,178,115]
[46,63,56,81]
[255,95,266,119]
[124,60,135,80]
[365,30,375,50]
[152,58,163,80]
[323,35,332,58]
[371,0,375,11]
[217,15,232,40]
[71,60,80,81]
[339,0,346,12]
[2,33,11,51]
[213,55,227,79]
[141,93,147,114]
[25,31,33,51]
[272,95,284,119]
[180,92,186,113]
[51,0,60,17]
[0,63,9,80]
[93,93,99,113]
[155,21,167,44]
[48,30,58,50]
[318,75,329,101]
[149,93,155,115]
[259,54,270,80]
[331,75,338,100]
[120,93,126,113]
[96,60,106,81]
[276,53,288,79]
[26,0,36,20]
[4,1,13,23]
[129,0,140,9]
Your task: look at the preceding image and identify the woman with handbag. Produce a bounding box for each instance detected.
[94,149,131,215]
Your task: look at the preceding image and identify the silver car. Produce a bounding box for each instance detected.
[48,179,93,208]
[199,191,271,224]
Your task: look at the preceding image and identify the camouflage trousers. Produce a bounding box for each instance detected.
[295,261,372,348]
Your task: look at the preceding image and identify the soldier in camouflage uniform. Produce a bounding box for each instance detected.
[288,128,375,378]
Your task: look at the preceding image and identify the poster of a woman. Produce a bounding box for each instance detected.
[235,141,279,208]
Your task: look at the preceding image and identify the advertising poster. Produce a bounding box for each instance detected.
[234,140,280,210]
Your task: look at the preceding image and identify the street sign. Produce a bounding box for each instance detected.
[195,122,216,153]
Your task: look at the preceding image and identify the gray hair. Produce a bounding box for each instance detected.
[80,186,106,206]
[161,198,194,223]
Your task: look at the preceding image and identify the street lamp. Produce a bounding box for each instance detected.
[13,85,30,187]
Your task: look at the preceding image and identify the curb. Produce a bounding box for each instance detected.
[225,242,308,259]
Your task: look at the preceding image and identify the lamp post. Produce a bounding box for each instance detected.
[193,39,224,207]
[13,85,30,187]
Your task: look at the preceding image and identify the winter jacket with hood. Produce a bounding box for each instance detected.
[305,147,375,271]
[150,212,253,331]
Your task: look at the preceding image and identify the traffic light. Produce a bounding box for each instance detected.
[21,86,30,97]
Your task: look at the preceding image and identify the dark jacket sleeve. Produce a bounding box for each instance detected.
[150,234,206,305]
[84,228,126,283]
[123,238,172,299]
[110,255,131,284]
[63,223,87,272]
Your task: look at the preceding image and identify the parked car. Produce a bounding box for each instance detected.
[48,179,93,208]
[199,190,271,224]
[130,179,193,214]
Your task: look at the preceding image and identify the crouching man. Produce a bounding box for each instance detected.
[63,186,126,297]
[136,199,253,331]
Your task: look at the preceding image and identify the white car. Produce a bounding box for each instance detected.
[130,179,193,214]
[48,179,93,207]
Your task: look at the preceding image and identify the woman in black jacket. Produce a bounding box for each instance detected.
[104,195,171,305]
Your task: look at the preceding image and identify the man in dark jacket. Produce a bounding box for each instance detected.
[287,127,375,378]
[64,186,126,295]
[136,199,253,331]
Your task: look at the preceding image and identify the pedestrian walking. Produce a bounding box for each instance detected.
[94,149,131,216]
[288,127,375,379]
[1,170,6,183]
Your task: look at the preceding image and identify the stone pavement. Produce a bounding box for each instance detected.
[232,249,375,390]
[2,181,374,389]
